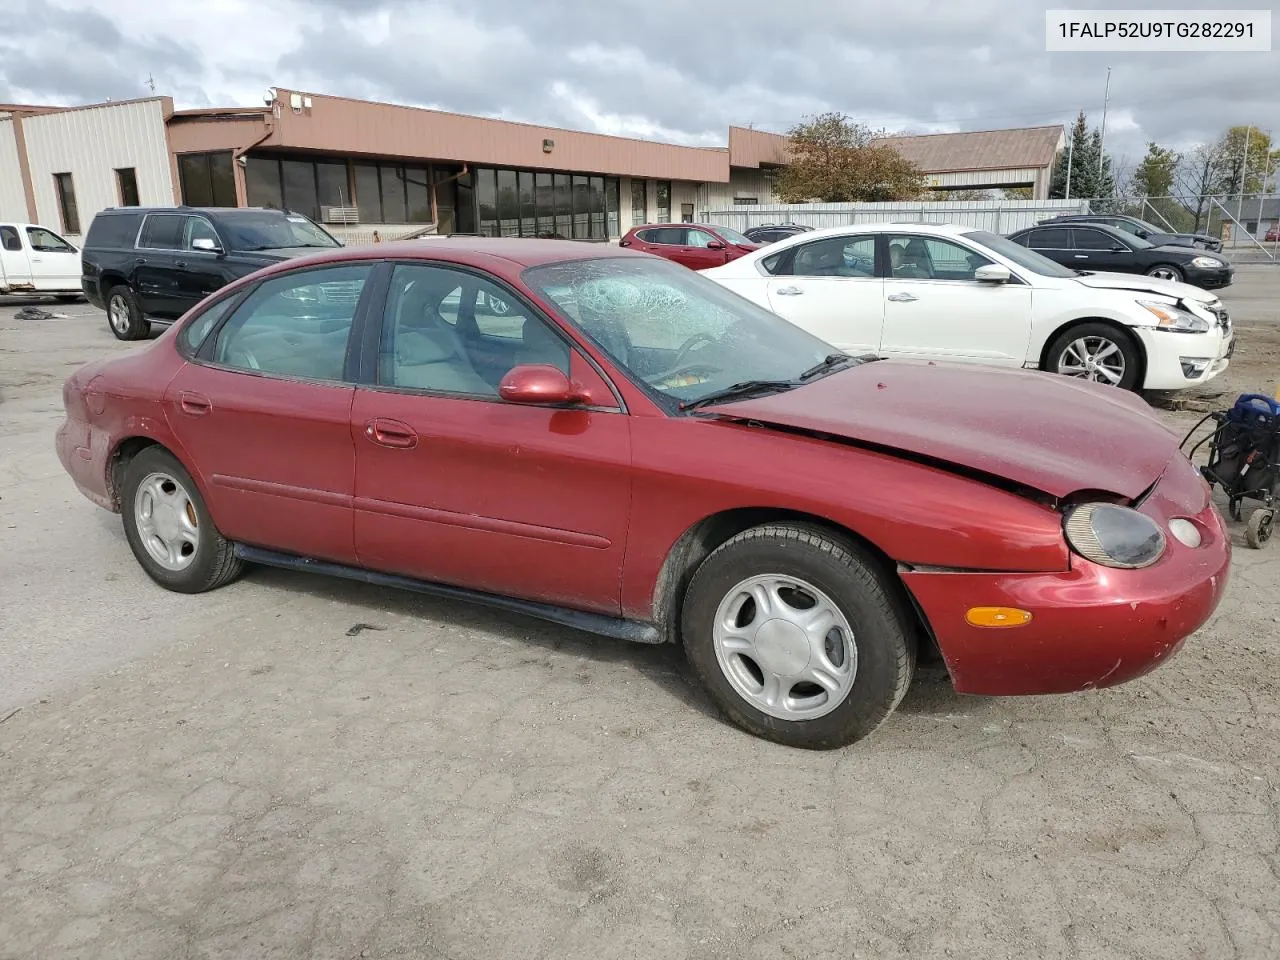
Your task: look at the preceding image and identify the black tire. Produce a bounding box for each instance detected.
[681,523,916,750]
[1146,264,1184,283]
[105,285,149,341]
[120,447,243,593]
[1245,509,1274,549]
[1044,321,1142,391]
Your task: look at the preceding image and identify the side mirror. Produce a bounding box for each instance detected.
[706,240,725,250]
[498,364,586,405]
[1110,245,1127,252]
[974,264,1012,283]
[191,237,222,253]
[618,239,631,247]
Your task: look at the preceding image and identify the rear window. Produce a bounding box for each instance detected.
[639,227,685,245]
[85,212,142,249]
[139,214,186,250]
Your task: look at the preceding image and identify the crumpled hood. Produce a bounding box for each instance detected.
[710,361,1179,500]
[1071,270,1221,304]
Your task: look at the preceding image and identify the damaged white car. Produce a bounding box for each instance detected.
[701,222,1233,391]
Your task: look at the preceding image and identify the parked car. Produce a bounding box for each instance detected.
[57,238,1229,749]
[1038,213,1223,253]
[0,222,82,299]
[743,223,815,245]
[1008,221,1233,289]
[703,223,1233,392]
[1266,225,1280,242]
[619,222,759,269]
[81,206,342,340]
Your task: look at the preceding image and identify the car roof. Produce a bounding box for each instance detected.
[95,206,292,217]
[757,222,981,244]
[628,222,728,232]
[258,237,651,273]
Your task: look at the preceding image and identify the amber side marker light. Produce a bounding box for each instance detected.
[966,607,1034,628]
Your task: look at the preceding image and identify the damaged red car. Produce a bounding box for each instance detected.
[57,240,1231,749]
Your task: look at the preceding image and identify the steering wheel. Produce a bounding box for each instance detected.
[671,332,718,369]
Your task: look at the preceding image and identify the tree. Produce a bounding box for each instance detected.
[1130,142,1179,197]
[1048,111,1118,200]
[944,189,997,200]
[774,112,927,202]
[1174,143,1231,231]
[1211,126,1278,196]
[1001,186,1034,200]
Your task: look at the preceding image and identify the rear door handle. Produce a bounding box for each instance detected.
[1073,254,1089,259]
[135,257,147,264]
[774,286,803,296]
[887,292,918,302]
[366,418,418,449]
[175,260,188,269]
[179,391,212,416]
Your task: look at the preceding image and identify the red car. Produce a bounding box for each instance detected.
[1266,226,1280,242]
[57,240,1230,749]
[619,222,759,270]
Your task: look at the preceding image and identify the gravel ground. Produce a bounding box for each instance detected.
[1,270,1277,960]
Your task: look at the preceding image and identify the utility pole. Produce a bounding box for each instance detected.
[1064,125,1074,200]
[1097,66,1112,196]
[1237,125,1252,221]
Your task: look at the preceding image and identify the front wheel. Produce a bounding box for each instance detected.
[1045,322,1141,390]
[120,447,243,593]
[681,524,916,750]
[1146,264,1184,283]
[1246,509,1274,549]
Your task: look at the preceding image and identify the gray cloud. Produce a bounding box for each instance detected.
[3,0,1276,174]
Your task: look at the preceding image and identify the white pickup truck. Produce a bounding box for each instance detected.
[0,222,83,300]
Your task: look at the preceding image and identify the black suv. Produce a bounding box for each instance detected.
[742,223,814,245]
[81,206,342,340]
[1036,214,1223,253]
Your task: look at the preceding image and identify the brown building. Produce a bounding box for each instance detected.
[2,89,1064,242]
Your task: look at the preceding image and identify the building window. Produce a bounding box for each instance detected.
[631,179,647,226]
[553,173,571,238]
[606,178,620,238]
[655,181,671,223]
[681,203,695,223]
[732,197,759,206]
[497,169,519,236]
[353,163,382,223]
[247,154,353,220]
[115,168,140,207]
[476,168,498,237]
[177,151,236,207]
[245,156,284,210]
[405,167,431,223]
[469,166,619,240]
[380,163,408,223]
[53,172,80,233]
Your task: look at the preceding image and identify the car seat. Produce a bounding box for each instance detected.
[386,280,493,394]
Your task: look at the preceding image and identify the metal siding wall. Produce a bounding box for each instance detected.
[21,100,174,237]
[926,168,1043,189]
[0,119,28,220]
[700,168,780,210]
[699,199,1089,234]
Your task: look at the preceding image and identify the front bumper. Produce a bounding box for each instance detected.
[903,453,1230,696]
[1183,265,1233,289]
[1135,326,1232,390]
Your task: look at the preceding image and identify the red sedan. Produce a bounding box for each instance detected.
[619,222,759,269]
[57,239,1230,749]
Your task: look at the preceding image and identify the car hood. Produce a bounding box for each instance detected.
[708,361,1178,501]
[1071,270,1220,304]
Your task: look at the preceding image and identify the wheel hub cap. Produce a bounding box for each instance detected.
[134,471,199,572]
[712,574,858,721]
[753,619,811,677]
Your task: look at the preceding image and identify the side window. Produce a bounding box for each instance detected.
[184,217,221,250]
[26,227,74,252]
[760,250,786,275]
[139,214,185,250]
[644,227,685,245]
[1073,228,1117,251]
[1027,228,1069,248]
[179,294,239,355]
[211,264,371,381]
[887,234,991,280]
[793,235,877,278]
[379,264,568,396]
[0,226,21,252]
[687,229,717,248]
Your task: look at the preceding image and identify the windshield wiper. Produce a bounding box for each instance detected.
[798,353,854,381]
[680,379,799,412]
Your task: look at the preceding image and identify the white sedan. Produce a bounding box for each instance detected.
[701,222,1233,391]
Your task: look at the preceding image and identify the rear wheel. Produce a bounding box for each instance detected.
[1045,322,1141,390]
[1246,509,1274,549]
[120,447,243,593]
[681,524,915,750]
[1146,264,1184,283]
[106,286,149,341]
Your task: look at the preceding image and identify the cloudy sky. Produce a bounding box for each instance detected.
[1,0,1275,171]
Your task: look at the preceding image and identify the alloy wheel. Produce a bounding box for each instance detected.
[108,295,131,335]
[1057,335,1126,385]
[712,574,857,721]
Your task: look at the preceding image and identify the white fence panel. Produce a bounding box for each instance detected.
[701,200,1089,235]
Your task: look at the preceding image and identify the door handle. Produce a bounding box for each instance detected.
[179,391,212,416]
[1073,254,1089,259]
[175,260,188,269]
[135,257,147,264]
[774,286,803,296]
[365,418,418,449]
[887,292,918,302]
[31,257,43,263]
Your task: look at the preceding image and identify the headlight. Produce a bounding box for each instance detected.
[1135,300,1210,333]
[1064,503,1166,569]
[1190,256,1224,268]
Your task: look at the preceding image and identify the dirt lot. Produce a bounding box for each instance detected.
[1,271,1278,960]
